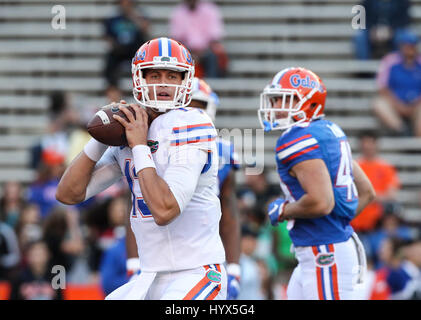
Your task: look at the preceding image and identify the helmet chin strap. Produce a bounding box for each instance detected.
[262,120,273,132]
[151,101,175,113]
[295,86,318,111]
[311,104,323,120]
[272,111,296,131]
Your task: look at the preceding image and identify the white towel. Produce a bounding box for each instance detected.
[351,232,367,285]
[105,272,157,300]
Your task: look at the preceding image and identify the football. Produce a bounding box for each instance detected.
[87,103,136,146]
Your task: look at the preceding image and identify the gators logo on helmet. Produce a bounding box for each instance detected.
[258,67,327,132]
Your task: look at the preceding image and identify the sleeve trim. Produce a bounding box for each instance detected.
[281,145,320,164]
[277,137,318,160]
[172,122,214,133]
[170,134,216,146]
[276,134,312,152]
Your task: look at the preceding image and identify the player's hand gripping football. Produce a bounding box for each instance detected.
[268,198,289,227]
[113,103,149,148]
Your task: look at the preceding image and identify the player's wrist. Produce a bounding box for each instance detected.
[226,263,241,281]
[227,263,241,300]
[132,144,156,173]
[83,138,108,162]
[129,139,147,149]
[278,200,289,222]
[268,198,289,226]
[126,257,141,276]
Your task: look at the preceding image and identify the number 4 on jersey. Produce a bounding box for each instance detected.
[335,140,358,201]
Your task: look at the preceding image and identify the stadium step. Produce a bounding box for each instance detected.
[3,3,421,22]
[0,58,380,77]
[4,21,416,40]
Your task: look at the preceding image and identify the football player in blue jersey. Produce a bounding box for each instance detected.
[189,77,241,300]
[259,67,376,300]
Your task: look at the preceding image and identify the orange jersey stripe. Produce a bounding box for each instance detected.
[183,265,210,300]
[206,284,221,300]
[170,136,215,146]
[276,134,312,152]
[172,122,213,132]
[281,145,320,164]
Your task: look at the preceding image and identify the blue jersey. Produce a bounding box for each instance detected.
[275,119,357,247]
[217,138,240,193]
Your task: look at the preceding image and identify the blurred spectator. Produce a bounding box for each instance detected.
[26,159,65,219]
[28,91,85,219]
[272,275,289,300]
[0,181,27,228]
[257,258,275,300]
[0,221,20,280]
[85,196,127,280]
[31,91,79,170]
[10,240,62,300]
[252,220,280,286]
[99,235,128,296]
[105,195,127,243]
[42,207,84,274]
[356,258,391,300]
[380,237,421,300]
[241,207,266,233]
[356,238,401,300]
[237,224,265,300]
[105,85,123,104]
[170,0,228,78]
[351,131,400,235]
[14,203,42,255]
[373,30,421,137]
[237,171,280,221]
[390,239,421,299]
[85,201,110,278]
[367,205,416,268]
[236,171,282,282]
[354,0,411,60]
[272,221,296,274]
[103,0,149,87]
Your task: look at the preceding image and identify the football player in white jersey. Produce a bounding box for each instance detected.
[56,37,227,300]
[123,77,242,298]
[189,78,241,299]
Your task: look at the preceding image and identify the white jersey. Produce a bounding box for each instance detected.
[98,107,225,272]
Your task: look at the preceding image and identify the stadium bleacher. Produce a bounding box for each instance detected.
[0,0,420,223]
